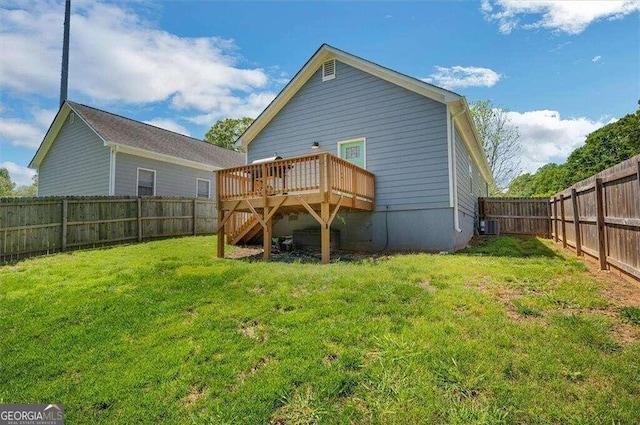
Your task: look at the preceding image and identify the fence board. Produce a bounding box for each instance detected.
[549,155,639,281]
[0,196,217,262]
[479,198,550,236]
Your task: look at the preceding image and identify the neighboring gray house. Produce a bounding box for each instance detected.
[29,101,244,198]
[231,44,492,252]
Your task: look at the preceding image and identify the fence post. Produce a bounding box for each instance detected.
[552,197,559,242]
[571,189,582,256]
[137,197,142,242]
[595,178,607,270]
[192,198,197,236]
[61,198,68,252]
[559,194,567,248]
[546,199,552,239]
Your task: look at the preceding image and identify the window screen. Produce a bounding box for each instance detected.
[197,179,210,198]
[137,169,155,196]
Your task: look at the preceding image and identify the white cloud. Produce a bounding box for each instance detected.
[0,1,273,116]
[592,55,602,63]
[1,161,36,186]
[481,0,640,35]
[143,119,190,137]
[0,107,57,149]
[423,66,502,90]
[549,41,572,52]
[189,91,277,126]
[506,110,611,173]
[0,118,45,149]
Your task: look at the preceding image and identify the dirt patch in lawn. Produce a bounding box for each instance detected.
[238,321,269,342]
[227,246,263,259]
[470,249,640,342]
[417,279,437,294]
[576,256,640,343]
[182,384,208,407]
[229,356,272,392]
[229,245,392,263]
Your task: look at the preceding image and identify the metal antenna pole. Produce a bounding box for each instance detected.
[59,0,71,106]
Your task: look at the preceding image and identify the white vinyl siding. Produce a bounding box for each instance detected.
[455,125,487,216]
[38,114,111,196]
[115,153,216,198]
[249,60,450,211]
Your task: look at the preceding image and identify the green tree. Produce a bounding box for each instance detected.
[563,106,640,183]
[0,168,16,197]
[204,117,253,151]
[470,100,521,194]
[507,104,640,197]
[14,174,38,197]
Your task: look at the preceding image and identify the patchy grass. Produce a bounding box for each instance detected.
[1,236,638,424]
[620,306,640,325]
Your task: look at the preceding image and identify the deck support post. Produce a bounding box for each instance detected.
[321,201,330,264]
[216,172,225,258]
[263,206,272,261]
[217,208,225,258]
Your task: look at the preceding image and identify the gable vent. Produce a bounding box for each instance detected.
[322,59,336,81]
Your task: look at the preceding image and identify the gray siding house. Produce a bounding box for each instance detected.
[29,101,244,198]
[233,44,492,252]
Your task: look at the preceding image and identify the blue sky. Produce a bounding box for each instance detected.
[1,0,639,186]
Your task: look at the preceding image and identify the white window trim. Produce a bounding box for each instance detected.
[196,178,211,199]
[322,59,336,82]
[136,167,156,196]
[337,137,367,169]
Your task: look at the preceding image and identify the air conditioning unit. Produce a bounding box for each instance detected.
[480,219,499,235]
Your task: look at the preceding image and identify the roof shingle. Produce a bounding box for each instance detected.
[68,101,244,169]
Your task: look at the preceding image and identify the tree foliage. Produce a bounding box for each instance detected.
[204,117,253,151]
[507,105,640,197]
[0,169,38,198]
[14,175,38,197]
[470,100,522,194]
[0,168,16,197]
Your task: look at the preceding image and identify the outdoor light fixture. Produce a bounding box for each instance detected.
[311,142,319,149]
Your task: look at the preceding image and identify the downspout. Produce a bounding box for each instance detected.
[450,103,467,233]
[109,146,117,195]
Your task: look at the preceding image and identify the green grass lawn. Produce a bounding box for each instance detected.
[1,236,638,424]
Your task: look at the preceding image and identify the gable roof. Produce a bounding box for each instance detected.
[238,43,492,183]
[29,101,244,171]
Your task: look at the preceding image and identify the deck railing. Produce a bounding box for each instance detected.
[218,152,375,203]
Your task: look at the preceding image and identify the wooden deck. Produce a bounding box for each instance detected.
[216,152,375,263]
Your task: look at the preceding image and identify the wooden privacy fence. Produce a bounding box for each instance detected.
[1,196,217,262]
[479,197,551,236]
[550,155,639,281]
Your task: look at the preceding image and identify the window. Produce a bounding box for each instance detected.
[196,178,210,198]
[137,168,155,196]
[322,59,336,81]
[338,138,366,168]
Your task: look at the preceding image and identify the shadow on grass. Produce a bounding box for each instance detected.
[460,236,559,259]
[236,249,386,264]
[232,236,559,263]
